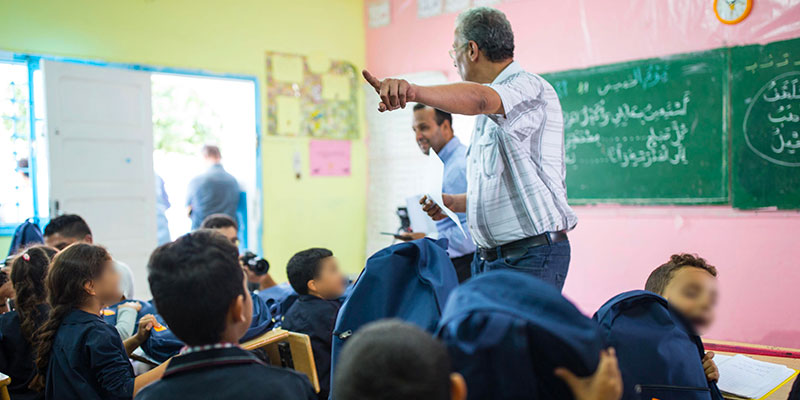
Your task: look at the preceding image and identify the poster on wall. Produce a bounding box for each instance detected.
[368,0,391,28]
[309,140,351,177]
[266,52,359,140]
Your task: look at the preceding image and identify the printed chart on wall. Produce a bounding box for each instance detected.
[542,49,728,204]
[266,52,359,139]
[731,37,800,209]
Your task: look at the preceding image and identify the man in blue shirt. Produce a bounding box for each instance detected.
[186,145,240,230]
[399,104,476,282]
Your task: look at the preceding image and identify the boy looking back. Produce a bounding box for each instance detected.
[137,230,315,399]
[645,253,720,383]
[283,248,346,400]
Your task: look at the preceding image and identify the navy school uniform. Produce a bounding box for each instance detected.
[135,345,315,400]
[46,309,135,400]
[0,304,49,400]
[281,295,341,400]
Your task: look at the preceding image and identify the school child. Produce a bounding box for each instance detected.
[30,243,165,400]
[333,319,623,400]
[136,230,315,399]
[645,253,720,382]
[200,213,278,291]
[0,245,56,400]
[43,214,136,299]
[283,248,347,400]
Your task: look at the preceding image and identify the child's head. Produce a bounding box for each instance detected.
[10,245,57,341]
[286,248,345,299]
[645,253,718,333]
[200,214,239,245]
[43,214,93,250]
[333,319,467,400]
[31,243,116,391]
[148,229,252,346]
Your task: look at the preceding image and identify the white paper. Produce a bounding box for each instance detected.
[716,354,796,399]
[406,195,438,236]
[417,0,442,19]
[425,151,467,237]
[368,0,391,28]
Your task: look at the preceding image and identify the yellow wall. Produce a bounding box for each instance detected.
[0,0,368,282]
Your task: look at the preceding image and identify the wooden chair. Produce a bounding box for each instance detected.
[243,329,320,394]
[0,372,11,400]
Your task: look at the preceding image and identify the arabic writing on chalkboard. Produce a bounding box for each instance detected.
[743,72,800,167]
[743,53,800,74]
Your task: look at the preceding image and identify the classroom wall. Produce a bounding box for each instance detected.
[0,0,368,283]
[364,0,800,348]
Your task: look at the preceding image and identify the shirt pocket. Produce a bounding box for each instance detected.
[476,129,504,178]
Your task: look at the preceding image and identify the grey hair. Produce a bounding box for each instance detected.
[455,7,515,62]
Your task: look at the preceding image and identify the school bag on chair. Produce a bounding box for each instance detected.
[593,290,724,400]
[329,238,458,399]
[7,218,43,257]
[256,282,299,328]
[141,292,275,363]
[436,270,605,400]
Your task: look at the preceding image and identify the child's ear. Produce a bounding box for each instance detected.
[83,234,93,244]
[307,279,317,294]
[83,280,96,296]
[450,373,467,400]
[229,294,246,323]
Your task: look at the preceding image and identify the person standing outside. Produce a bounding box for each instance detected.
[399,104,476,283]
[362,7,577,291]
[186,145,240,230]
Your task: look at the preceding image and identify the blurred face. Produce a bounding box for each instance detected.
[413,107,449,155]
[92,260,122,307]
[661,267,718,334]
[45,233,84,251]
[310,256,346,300]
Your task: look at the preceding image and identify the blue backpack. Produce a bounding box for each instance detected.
[329,238,458,398]
[101,300,156,335]
[436,270,604,400]
[256,282,299,328]
[141,292,275,363]
[7,219,43,257]
[593,291,723,400]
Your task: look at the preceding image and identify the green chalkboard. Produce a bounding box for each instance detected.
[542,49,728,204]
[731,37,800,209]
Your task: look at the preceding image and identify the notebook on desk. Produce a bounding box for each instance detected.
[716,354,799,399]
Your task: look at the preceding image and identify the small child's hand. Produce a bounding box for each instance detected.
[119,301,142,312]
[702,351,720,382]
[134,314,156,343]
[555,348,623,400]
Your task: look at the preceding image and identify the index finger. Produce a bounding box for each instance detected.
[362,69,381,91]
[419,195,428,205]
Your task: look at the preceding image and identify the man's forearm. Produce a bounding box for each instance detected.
[413,83,504,116]
[449,194,467,213]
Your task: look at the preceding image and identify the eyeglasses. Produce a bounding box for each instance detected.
[448,42,469,61]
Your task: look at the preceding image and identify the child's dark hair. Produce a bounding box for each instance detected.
[333,319,452,400]
[30,243,110,391]
[286,248,333,295]
[148,229,244,346]
[43,214,92,241]
[645,253,718,295]
[200,213,238,231]
[10,245,57,346]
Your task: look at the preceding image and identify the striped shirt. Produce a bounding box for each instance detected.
[466,61,577,249]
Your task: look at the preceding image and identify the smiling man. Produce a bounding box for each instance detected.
[399,104,475,283]
[363,7,577,290]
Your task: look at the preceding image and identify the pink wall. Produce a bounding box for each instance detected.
[364,0,800,348]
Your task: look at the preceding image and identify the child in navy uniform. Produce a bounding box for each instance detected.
[645,253,720,383]
[136,230,315,400]
[30,243,165,400]
[283,248,347,400]
[0,245,56,400]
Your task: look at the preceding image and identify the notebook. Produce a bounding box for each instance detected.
[715,354,798,399]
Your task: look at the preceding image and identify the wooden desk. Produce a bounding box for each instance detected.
[705,339,800,399]
[242,329,321,394]
[241,328,291,351]
[0,372,10,400]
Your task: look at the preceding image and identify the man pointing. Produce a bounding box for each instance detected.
[363,7,577,290]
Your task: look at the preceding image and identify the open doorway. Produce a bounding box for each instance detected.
[150,73,258,250]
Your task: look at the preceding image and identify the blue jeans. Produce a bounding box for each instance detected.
[471,239,571,292]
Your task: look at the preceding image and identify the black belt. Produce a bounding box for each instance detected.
[478,231,568,262]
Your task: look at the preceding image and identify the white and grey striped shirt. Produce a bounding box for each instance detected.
[466,61,577,249]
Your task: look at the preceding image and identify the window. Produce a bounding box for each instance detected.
[0,62,34,229]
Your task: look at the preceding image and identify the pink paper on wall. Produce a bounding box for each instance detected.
[310,140,351,176]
